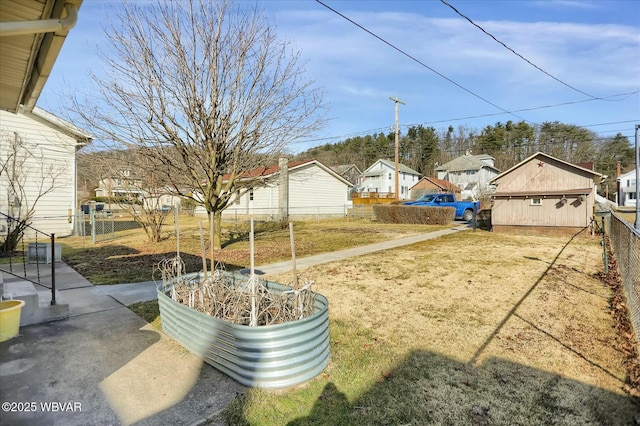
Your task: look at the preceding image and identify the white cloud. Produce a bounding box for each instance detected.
[277,8,639,100]
[41,1,639,141]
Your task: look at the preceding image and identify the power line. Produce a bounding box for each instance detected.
[314,0,532,124]
[581,120,639,128]
[423,91,640,125]
[295,91,639,144]
[295,127,391,144]
[439,0,609,101]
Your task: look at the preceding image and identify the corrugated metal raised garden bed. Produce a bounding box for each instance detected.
[157,271,330,389]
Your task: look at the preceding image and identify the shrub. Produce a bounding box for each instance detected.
[372,205,455,225]
[477,209,492,230]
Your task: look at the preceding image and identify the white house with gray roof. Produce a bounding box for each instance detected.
[360,159,421,200]
[436,154,500,200]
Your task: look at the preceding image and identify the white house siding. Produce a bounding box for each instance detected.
[240,183,279,217]
[438,168,498,199]
[361,160,420,200]
[195,186,279,218]
[220,162,350,218]
[0,109,80,237]
[617,170,637,207]
[288,162,349,216]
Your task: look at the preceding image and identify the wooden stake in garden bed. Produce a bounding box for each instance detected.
[289,221,302,316]
[289,221,298,290]
[250,217,257,327]
[174,208,180,258]
[199,221,208,280]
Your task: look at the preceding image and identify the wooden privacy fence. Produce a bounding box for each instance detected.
[352,192,396,205]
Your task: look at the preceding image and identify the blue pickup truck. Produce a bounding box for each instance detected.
[404,193,479,221]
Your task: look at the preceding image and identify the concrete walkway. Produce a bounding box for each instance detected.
[0,224,469,425]
[98,223,471,303]
[0,263,243,426]
[255,224,470,275]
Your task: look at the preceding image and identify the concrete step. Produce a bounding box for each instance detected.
[2,281,69,326]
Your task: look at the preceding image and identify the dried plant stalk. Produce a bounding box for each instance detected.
[157,259,317,326]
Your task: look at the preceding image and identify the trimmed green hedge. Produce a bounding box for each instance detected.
[372,205,455,225]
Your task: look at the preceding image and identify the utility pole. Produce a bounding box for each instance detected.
[389,96,405,200]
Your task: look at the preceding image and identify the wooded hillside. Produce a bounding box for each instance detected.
[295,120,634,199]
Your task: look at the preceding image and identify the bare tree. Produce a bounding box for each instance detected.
[88,149,173,242]
[70,0,326,249]
[0,131,67,254]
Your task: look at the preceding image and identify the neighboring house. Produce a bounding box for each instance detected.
[0,107,92,236]
[490,152,602,236]
[196,159,353,218]
[330,164,362,186]
[436,153,500,200]
[616,168,637,208]
[360,159,421,200]
[95,169,145,200]
[142,188,183,211]
[409,177,462,200]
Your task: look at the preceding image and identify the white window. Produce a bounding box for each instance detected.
[531,198,542,206]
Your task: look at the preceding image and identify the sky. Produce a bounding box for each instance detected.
[39,0,640,154]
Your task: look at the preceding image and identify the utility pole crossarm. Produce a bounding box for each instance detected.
[389,97,405,201]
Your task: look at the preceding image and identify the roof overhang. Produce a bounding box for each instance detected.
[491,151,602,185]
[493,188,592,198]
[0,0,82,113]
[29,105,93,143]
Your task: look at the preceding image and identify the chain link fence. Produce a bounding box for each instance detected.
[608,212,640,343]
[74,209,142,243]
[72,204,375,244]
[210,204,375,223]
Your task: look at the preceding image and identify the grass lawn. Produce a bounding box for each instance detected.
[129,225,638,425]
[615,211,636,227]
[58,216,447,284]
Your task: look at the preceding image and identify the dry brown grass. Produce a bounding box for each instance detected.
[225,229,638,425]
[60,217,447,284]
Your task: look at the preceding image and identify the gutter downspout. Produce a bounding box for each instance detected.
[0,4,78,37]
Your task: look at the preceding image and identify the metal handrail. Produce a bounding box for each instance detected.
[0,211,56,305]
